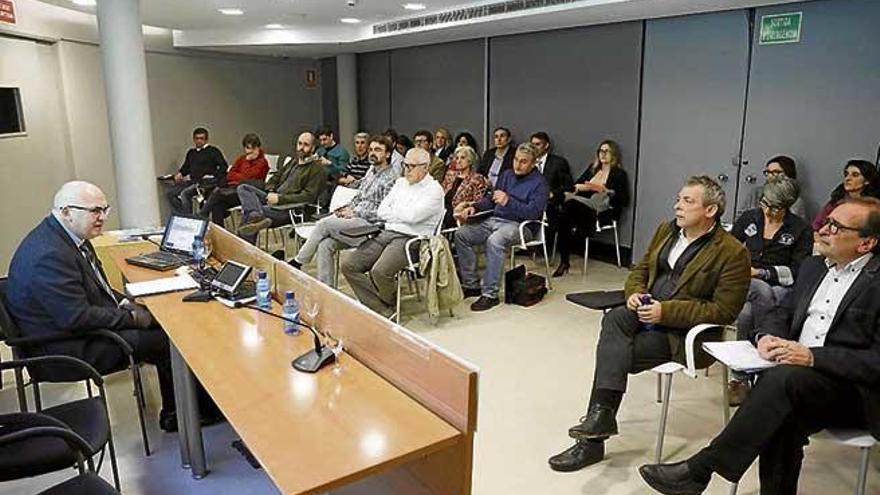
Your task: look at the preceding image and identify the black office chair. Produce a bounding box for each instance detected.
[0,277,152,457]
[0,355,120,491]
[37,472,120,495]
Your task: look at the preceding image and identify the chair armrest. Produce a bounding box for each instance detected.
[518,219,545,246]
[683,323,728,378]
[0,355,103,385]
[404,236,429,271]
[0,423,95,457]
[269,202,315,212]
[340,224,383,238]
[8,329,133,356]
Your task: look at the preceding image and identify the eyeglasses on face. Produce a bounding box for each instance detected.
[759,199,785,212]
[403,162,427,170]
[821,217,861,236]
[66,205,112,217]
[763,169,785,177]
[598,148,612,154]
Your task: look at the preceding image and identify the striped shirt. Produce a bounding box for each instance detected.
[346,154,372,180]
[349,164,398,222]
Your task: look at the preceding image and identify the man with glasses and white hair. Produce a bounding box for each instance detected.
[341,147,444,318]
[641,196,880,495]
[549,175,750,473]
[6,181,190,431]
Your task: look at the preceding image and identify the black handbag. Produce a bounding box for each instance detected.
[504,264,548,307]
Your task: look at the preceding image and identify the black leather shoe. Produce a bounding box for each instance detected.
[639,461,710,495]
[462,287,482,298]
[470,296,500,312]
[159,410,178,433]
[288,258,303,269]
[568,404,618,440]
[200,411,227,427]
[552,263,571,278]
[270,249,285,261]
[548,441,604,472]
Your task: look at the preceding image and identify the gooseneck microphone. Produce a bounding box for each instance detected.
[233,302,336,373]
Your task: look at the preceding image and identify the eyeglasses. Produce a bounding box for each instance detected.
[763,169,785,177]
[403,162,427,170]
[821,217,861,236]
[598,148,612,154]
[759,199,784,212]
[413,137,429,144]
[66,205,112,217]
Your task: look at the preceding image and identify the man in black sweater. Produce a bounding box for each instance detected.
[530,131,573,253]
[165,127,228,215]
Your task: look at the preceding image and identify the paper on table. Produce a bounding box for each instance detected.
[126,274,199,297]
[702,341,777,372]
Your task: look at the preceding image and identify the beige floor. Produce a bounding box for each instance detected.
[1,250,877,494]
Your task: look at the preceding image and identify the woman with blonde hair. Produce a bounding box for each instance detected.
[445,146,490,229]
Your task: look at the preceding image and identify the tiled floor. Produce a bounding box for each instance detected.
[1,252,877,494]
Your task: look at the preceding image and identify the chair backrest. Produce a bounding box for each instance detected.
[265,154,280,172]
[0,278,21,342]
[328,186,360,212]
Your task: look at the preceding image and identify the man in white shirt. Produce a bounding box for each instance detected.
[340,147,444,318]
[640,197,880,495]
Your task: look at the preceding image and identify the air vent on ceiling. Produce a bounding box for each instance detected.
[373,0,580,35]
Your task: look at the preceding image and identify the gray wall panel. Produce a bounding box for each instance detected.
[389,39,486,147]
[357,51,391,133]
[320,57,339,134]
[741,0,880,221]
[488,22,642,246]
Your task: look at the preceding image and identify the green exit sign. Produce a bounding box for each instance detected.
[760,12,802,45]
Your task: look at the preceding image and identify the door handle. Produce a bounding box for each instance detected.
[717,173,729,183]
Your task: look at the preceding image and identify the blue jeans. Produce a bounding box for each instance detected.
[236,183,290,244]
[454,217,526,299]
[733,278,791,380]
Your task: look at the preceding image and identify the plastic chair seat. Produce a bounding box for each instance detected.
[651,362,686,374]
[819,429,877,449]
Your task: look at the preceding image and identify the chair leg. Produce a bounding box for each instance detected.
[655,373,674,463]
[551,232,558,260]
[412,273,421,302]
[729,482,739,495]
[395,275,402,324]
[32,381,42,411]
[86,381,93,398]
[583,237,590,276]
[613,225,622,267]
[656,373,662,403]
[14,367,27,412]
[721,366,731,424]
[131,364,152,456]
[542,239,553,290]
[856,446,870,495]
[100,388,122,492]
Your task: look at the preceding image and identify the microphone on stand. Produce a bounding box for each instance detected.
[233,302,335,373]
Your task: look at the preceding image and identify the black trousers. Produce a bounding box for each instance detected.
[689,365,866,494]
[591,306,673,401]
[199,186,241,225]
[556,199,598,264]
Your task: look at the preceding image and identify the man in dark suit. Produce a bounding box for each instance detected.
[529,131,573,252]
[6,181,212,432]
[639,197,880,495]
[478,126,516,187]
[549,176,750,472]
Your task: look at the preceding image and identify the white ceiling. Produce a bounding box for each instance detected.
[37,0,804,58]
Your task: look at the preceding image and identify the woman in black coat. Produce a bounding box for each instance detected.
[553,139,629,277]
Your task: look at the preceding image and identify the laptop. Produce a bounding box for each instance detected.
[125,215,209,271]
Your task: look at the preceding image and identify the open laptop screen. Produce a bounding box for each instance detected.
[161,215,208,255]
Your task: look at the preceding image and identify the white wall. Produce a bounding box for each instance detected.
[0,1,322,273]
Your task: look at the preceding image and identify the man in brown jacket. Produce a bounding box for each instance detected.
[549,175,750,472]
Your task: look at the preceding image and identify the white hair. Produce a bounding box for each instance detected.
[53,181,103,210]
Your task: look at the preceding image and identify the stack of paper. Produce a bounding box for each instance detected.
[126,274,199,297]
[702,341,777,372]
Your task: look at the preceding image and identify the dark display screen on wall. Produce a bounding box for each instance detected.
[0,87,25,135]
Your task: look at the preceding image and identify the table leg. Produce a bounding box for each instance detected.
[181,358,208,479]
[170,344,191,469]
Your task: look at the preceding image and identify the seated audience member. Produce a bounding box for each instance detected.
[434,127,454,162]
[812,159,879,231]
[396,134,413,158]
[445,145,490,229]
[383,128,405,175]
[746,155,806,218]
[414,129,449,182]
[478,126,515,187]
[554,140,630,276]
[198,133,269,225]
[6,181,222,432]
[548,176,749,473]
[727,178,812,405]
[454,131,480,158]
[236,132,327,244]
[316,126,351,179]
[341,148,444,317]
[288,136,398,285]
[529,131,574,259]
[455,143,549,312]
[639,197,880,495]
[165,127,228,215]
[338,132,371,185]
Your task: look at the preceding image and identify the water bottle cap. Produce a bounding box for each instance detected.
[285,290,294,300]
[257,270,266,279]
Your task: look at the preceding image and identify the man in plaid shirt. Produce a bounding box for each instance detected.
[288,135,398,286]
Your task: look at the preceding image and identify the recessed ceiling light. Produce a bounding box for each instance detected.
[265,23,285,29]
[218,8,244,15]
[340,18,361,24]
[71,0,96,6]
[403,3,426,10]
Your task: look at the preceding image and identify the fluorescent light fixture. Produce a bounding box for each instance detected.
[403,3,426,10]
[71,0,96,6]
[264,23,285,29]
[218,8,244,15]
[340,18,361,24]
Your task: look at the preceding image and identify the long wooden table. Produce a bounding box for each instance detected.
[105,225,478,495]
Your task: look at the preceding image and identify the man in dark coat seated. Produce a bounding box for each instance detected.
[6,181,218,432]
[640,197,880,495]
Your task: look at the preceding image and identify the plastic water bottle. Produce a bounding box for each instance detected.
[256,270,271,309]
[639,294,655,331]
[282,290,300,335]
[191,235,206,268]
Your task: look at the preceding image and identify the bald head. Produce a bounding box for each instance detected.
[403,147,431,184]
[296,131,317,160]
[53,181,109,240]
